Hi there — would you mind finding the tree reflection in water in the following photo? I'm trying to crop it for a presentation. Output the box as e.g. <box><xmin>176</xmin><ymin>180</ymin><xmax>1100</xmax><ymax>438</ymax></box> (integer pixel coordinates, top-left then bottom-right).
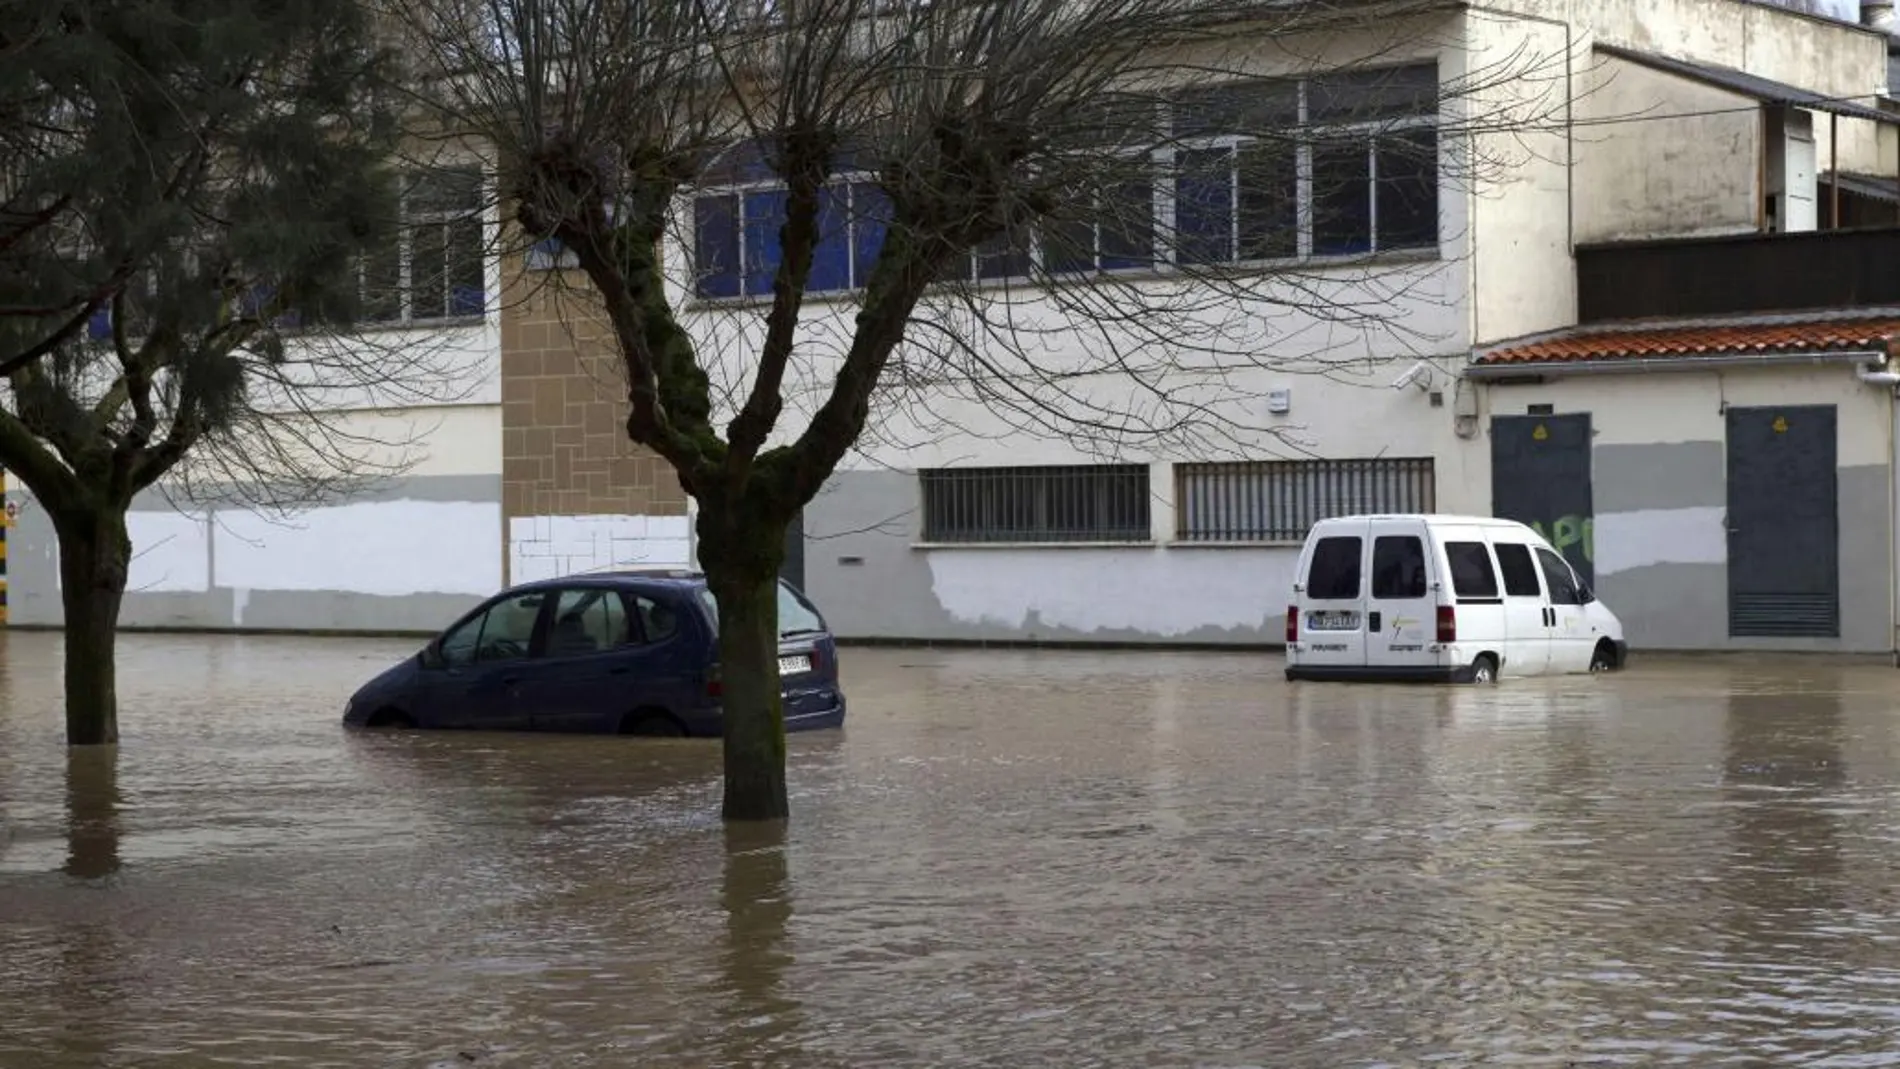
<box><xmin>718</xmin><ymin>820</ymin><xmax>801</xmax><ymax>1062</ymax></box>
<box><xmin>63</xmin><ymin>745</ymin><xmax>121</xmax><ymax>880</ymax></box>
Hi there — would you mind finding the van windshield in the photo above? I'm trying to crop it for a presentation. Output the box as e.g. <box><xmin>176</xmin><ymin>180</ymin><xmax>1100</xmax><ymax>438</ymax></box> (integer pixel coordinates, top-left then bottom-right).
<box><xmin>1306</xmin><ymin>536</ymin><xmax>1362</xmax><ymax>599</ymax></box>
<box><xmin>696</xmin><ymin>581</ymin><xmax>828</xmax><ymax>637</ymax></box>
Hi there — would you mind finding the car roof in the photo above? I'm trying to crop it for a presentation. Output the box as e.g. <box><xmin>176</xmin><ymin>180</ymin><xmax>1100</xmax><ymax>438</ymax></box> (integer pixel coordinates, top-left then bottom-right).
<box><xmin>503</xmin><ymin>568</ymin><xmax>710</xmax><ymax>596</ymax></box>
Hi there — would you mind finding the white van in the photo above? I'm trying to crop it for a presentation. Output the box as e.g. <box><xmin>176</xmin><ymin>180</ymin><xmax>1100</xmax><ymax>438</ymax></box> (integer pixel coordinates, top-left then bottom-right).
<box><xmin>1284</xmin><ymin>514</ymin><xmax>1627</xmax><ymax>684</ymax></box>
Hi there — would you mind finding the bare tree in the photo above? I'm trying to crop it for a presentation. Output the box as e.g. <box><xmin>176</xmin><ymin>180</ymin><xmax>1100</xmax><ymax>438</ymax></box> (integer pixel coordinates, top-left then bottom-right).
<box><xmin>0</xmin><ymin>0</ymin><xmax>479</xmax><ymax>745</ymax></box>
<box><xmin>387</xmin><ymin>0</ymin><xmax>1571</xmax><ymax>820</ymax></box>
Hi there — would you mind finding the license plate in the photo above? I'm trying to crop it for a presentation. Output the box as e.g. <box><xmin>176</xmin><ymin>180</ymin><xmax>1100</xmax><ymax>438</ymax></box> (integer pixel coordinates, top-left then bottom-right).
<box><xmin>1306</xmin><ymin>610</ymin><xmax>1360</xmax><ymax>631</ymax></box>
<box><xmin>777</xmin><ymin>655</ymin><xmax>810</xmax><ymax>676</ymax></box>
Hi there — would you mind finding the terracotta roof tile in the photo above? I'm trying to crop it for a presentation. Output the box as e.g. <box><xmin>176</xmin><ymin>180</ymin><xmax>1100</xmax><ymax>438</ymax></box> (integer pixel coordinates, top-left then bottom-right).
<box><xmin>1474</xmin><ymin>315</ymin><xmax>1900</xmax><ymax>367</ymax></box>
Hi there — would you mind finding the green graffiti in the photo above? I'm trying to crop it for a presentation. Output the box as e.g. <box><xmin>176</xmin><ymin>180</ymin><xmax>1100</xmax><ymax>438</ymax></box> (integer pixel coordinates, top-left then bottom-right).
<box><xmin>1527</xmin><ymin>515</ymin><xmax>1593</xmax><ymax>561</ymax></box>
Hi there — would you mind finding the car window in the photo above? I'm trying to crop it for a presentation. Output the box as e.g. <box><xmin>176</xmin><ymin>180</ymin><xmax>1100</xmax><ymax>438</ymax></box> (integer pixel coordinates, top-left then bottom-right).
<box><xmin>442</xmin><ymin>591</ymin><xmax>544</xmax><ymax>667</ymax></box>
<box><xmin>691</xmin><ymin>582</ymin><xmax>829</xmax><ymax>637</ymax></box>
<box><xmin>779</xmin><ymin>581</ymin><xmax>826</xmax><ymax>635</ymax></box>
<box><xmin>1492</xmin><ymin>542</ymin><xmax>1543</xmax><ymax>597</ymax></box>
<box><xmin>547</xmin><ymin>588</ymin><xmax>630</xmax><ymax>657</ymax></box>
<box><xmin>1371</xmin><ymin>535</ymin><xmax>1427</xmax><ymax>599</ymax></box>
<box><xmin>1536</xmin><ymin>547</ymin><xmax>1583</xmax><ymax>606</ymax></box>
<box><xmin>635</xmin><ymin>595</ymin><xmax>681</xmax><ymax>644</ymax></box>
<box><xmin>1305</xmin><ymin>536</ymin><xmax>1362</xmax><ymax>600</ymax></box>
<box><xmin>1445</xmin><ymin>541</ymin><xmax>1500</xmax><ymax>599</ymax></box>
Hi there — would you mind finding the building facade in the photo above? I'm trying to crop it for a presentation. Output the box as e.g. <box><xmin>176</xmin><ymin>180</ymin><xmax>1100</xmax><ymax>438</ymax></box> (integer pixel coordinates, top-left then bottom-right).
<box><xmin>7</xmin><ymin>0</ymin><xmax>1900</xmax><ymax>658</ymax></box>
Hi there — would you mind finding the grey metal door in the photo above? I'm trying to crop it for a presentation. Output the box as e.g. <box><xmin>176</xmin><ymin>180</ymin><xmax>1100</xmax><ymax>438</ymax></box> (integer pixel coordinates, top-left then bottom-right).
<box><xmin>779</xmin><ymin>509</ymin><xmax>805</xmax><ymax>590</ymax></box>
<box><xmin>1490</xmin><ymin>413</ymin><xmax>1595</xmax><ymax>587</ymax></box>
<box><xmin>1726</xmin><ymin>404</ymin><xmax>1838</xmax><ymax>637</ymax></box>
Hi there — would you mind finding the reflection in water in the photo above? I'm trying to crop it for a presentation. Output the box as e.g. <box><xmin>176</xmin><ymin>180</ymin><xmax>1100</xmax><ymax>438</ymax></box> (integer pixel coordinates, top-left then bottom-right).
<box><xmin>2</xmin><ymin>633</ymin><xmax>1900</xmax><ymax>1066</ymax></box>
<box><xmin>63</xmin><ymin>746</ymin><xmax>122</xmax><ymax>880</ymax></box>
<box><xmin>717</xmin><ymin>822</ymin><xmax>799</xmax><ymax>1063</ymax></box>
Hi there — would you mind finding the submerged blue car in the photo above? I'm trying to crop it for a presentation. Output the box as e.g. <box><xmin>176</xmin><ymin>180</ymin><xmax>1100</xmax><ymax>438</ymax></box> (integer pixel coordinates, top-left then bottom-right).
<box><xmin>342</xmin><ymin>569</ymin><xmax>846</xmax><ymax>736</ymax></box>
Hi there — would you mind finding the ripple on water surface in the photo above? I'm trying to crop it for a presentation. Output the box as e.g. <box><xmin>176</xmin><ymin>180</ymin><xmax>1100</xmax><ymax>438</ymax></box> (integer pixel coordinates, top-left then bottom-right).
<box><xmin>4</xmin><ymin>634</ymin><xmax>1900</xmax><ymax>1066</ymax></box>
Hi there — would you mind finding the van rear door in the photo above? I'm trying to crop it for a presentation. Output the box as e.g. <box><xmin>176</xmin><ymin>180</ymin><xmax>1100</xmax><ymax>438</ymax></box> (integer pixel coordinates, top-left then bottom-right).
<box><xmin>1296</xmin><ymin>520</ymin><xmax>1369</xmax><ymax>667</ymax></box>
<box><xmin>1365</xmin><ymin>518</ymin><xmax>1437</xmax><ymax>671</ymax></box>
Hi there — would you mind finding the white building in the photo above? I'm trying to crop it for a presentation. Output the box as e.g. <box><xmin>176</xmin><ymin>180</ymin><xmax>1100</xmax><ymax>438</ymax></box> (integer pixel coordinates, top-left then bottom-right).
<box><xmin>686</xmin><ymin>0</ymin><xmax>1900</xmax><ymax>653</ymax></box>
<box><xmin>4</xmin><ymin>157</ymin><xmax>509</xmax><ymax>633</ymax></box>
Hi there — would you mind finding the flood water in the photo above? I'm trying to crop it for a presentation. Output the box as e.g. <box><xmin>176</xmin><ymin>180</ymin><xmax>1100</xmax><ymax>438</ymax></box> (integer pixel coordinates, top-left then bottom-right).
<box><xmin>4</xmin><ymin>630</ymin><xmax>1900</xmax><ymax>1065</ymax></box>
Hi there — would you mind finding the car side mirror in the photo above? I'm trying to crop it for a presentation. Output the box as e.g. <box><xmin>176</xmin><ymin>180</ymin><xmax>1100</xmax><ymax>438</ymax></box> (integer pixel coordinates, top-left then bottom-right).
<box><xmin>1578</xmin><ymin>585</ymin><xmax>1596</xmax><ymax>604</ymax></box>
<box><xmin>418</xmin><ymin>644</ymin><xmax>444</xmax><ymax>670</ymax></box>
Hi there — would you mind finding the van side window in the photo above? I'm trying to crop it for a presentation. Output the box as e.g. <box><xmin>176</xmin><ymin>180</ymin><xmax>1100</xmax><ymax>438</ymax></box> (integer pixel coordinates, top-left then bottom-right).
<box><xmin>1306</xmin><ymin>536</ymin><xmax>1362</xmax><ymax>599</ymax></box>
<box><xmin>1371</xmin><ymin>536</ymin><xmax>1427</xmax><ymax>598</ymax></box>
<box><xmin>1535</xmin><ymin>548</ymin><xmax>1584</xmax><ymax>606</ymax></box>
<box><xmin>1445</xmin><ymin>541</ymin><xmax>1500</xmax><ymax>599</ymax></box>
<box><xmin>1492</xmin><ymin>543</ymin><xmax>1543</xmax><ymax>597</ymax></box>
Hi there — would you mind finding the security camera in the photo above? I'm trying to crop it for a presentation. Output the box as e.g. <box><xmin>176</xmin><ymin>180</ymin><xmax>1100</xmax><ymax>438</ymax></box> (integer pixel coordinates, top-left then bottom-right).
<box><xmin>1390</xmin><ymin>361</ymin><xmax>1432</xmax><ymax>392</ymax></box>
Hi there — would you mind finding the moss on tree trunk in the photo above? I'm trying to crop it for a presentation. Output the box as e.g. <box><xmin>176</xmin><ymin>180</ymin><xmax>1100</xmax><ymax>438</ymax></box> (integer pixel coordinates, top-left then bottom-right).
<box><xmin>711</xmin><ymin>568</ymin><xmax>790</xmax><ymax>821</ymax></box>
<box><xmin>55</xmin><ymin>510</ymin><xmax>130</xmax><ymax>747</ymax></box>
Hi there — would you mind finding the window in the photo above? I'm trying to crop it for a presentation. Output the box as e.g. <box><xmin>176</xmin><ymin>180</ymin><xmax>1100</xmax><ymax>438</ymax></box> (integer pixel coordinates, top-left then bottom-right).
<box><xmin>1492</xmin><ymin>543</ymin><xmax>1543</xmax><ymax>598</ymax></box>
<box><xmin>636</xmin><ymin>595</ymin><xmax>682</xmax><ymax>643</ymax></box>
<box><xmin>547</xmin><ymin>588</ymin><xmax>630</xmax><ymax>657</ymax></box>
<box><xmin>1371</xmin><ymin>535</ymin><xmax>1427</xmax><ymax>598</ymax></box>
<box><xmin>1175</xmin><ymin>457</ymin><xmax>1435</xmax><ymax>542</ymax></box>
<box><xmin>692</xmin><ymin>180</ymin><xmax>890</xmax><ymax>299</ymax></box>
<box><xmin>685</xmin><ymin>61</ymin><xmax>1440</xmax><ymax>300</ymax></box>
<box><xmin>361</xmin><ymin>165</ymin><xmax>486</xmax><ymax>325</ymax></box>
<box><xmin>440</xmin><ymin>591</ymin><xmax>544</xmax><ymax>666</ymax></box>
<box><xmin>920</xmin><ymin>464</ymin><xmax>1150</xmax><ymax>544</ymax></box>
<box><xmin>1445</xmin><ymin>541</ymin><xmax>1500</xmax><ymax>599</ymax></box>
<box><xmin>692</xmin><ymin>582</ymin><xmax>827</xmax><ymax>638</ymax></box>
<box><xmin>1305</xmin><ymin>535</ymin><xmax>1362</xmax><ymax>600</ymax></box>
<box><xmin>1536</xmin><ymin>547</ymin><xmax>1583</xmax><ymax>606</ymax></box>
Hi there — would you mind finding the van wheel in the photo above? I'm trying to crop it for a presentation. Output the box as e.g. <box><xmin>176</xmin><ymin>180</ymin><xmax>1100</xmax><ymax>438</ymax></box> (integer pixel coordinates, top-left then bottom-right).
<box><xmin>1589</xmin><ymin>640</ymin><xmax>1617</xmax><ymax>672</ymax></box>
<box><xmin>1469</xmin><ymin>655</ymin><xmax>1498</xmax><ymax>685</ymax></box>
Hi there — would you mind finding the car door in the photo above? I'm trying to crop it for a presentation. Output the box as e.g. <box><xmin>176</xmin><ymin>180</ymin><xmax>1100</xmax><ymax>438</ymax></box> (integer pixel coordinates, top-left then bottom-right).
<box><xmin>525</xmin><ymin>585</ymin><xmax>639</xmax><ymax>732</ymax></box>
<box><xmin>1295</xmin><ymin>521</ymin><xmax>1370</xmax><ymax>668</ymax></box>
<box><xmin>421</xmin><ymin>589</ymin><xmax>551</xmax><ymax>729</ymax></box>
<box><xmin>1535</xmin><ymin>546</ymin><xmax>1592</xmax><ymax>673</ymax></box>
<box><xmin>1490</xmin><ymin>540</ymin><xmax>1552</xmax><ymax>676</ymax></box>
<box><xmin>1364</xmin><ymin>520</ymin><xmax>1436</xmax><ymax>672</ymax></box>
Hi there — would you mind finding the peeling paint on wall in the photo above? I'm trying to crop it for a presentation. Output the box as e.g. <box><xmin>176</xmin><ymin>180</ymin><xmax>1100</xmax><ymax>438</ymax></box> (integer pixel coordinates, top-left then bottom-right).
<box><xmin>508</xmin><ymin>514</ymin><xmax>692</xmax><ymax>583</ymax></box>
<box><xmin>1593</xmin><ymin>507</ymin><xmax>1727</xmax><ymax>575</ymax></box>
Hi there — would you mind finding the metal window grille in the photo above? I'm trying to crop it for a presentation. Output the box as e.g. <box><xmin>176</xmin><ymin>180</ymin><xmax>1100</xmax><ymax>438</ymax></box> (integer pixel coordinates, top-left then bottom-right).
<box><xmin>920</xmin><ymin>465</ymin><xmax>1152</xmax><ymax>543</ymax></box>
<box><xmin>1174</xmin><ymin>457</ymin><xmax>1435</xmax><ymax>542</ymax></box>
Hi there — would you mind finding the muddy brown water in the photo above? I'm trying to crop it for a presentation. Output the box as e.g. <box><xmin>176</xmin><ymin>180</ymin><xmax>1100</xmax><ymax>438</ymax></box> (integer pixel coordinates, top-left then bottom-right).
<box><xmin>4</xmin><ymin>630</ymin><xmax>1900</xmax><ymax>1066</ymax></box>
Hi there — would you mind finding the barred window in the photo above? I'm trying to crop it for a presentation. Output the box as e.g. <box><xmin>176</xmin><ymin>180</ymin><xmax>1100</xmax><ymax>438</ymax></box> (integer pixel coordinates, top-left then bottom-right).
<box><xmin>1174</xmin><ymin>457</ymin><xmax>1435</xmax><ymax>542</ymax></box>
<box><xmin>920</xmin><ymin>465</ymin><xmax>1151</xmax><ymax>544</ymax></box>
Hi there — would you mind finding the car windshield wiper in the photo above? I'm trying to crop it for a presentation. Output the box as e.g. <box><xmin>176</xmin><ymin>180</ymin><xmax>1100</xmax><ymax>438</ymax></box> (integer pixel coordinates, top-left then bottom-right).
<box><xmin>779</xmin><ymin>627</ymin><xmax>826</xmax><ymax>638</ymax></box>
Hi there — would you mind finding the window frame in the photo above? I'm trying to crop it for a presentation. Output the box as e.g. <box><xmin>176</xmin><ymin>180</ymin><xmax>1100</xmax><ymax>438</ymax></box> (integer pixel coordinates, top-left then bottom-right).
<box><xmin>1492</xmin><ymin>542</ymin><xmax>1545</xmax><ymax>599</ymax></box>
<box><xmin>1444</xmin><ymin>540</ymin><xmax>1502</xmax><ymax>601</ymax></box>
<box><xmin>1304</xmin><ymin>535</ymin><xmax>1364</xmax><ymax>601</ymax></box>
<box><xmin>682</xmin><ymin>60</ymin><xmax>1441</xmax><ymax>305</ymax></box>
<box><xmin>1370</xmin><ymin>534</ymin><xmax>1428</xmax><ymax>599</ymax></box>
<box><xmin>1535</xmin><ymin>547</ymin><xmax>1584</xmax><ymax>606</ymax></box>
<box><xmin>917</xmin><ymin>463</ymin><xmax>1153</xmax><ymax>545</ymax></box>
<box><xmin>438</xmin><ymin>589</ymin><xmax>550</xmax><ymax>668</ymax></box>
<box><xmin>359</xmin><ymin>164</ymin><xmax>489</xmax><ymax>327</ymax></box>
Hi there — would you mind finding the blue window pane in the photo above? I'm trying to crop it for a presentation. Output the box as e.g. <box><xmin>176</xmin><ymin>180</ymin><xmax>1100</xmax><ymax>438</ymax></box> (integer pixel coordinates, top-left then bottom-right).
<box><xmin>86</xmin><ymin>306</ymin><xmax>111</xmax><ymax>341</ymax></box>
<box><xmin>851</xmin><ymin>182</ymin><xmax>891</xmax><ymax>289</ymax></box>
<box><xmin>743</xmin><ymin>189</ymin><xmax>788</xmax><ymax>296</ymax></box>
<box><xmin>808</xmin><ymin>185</ymin><xmax>852</xmax><ymax>293</ymax></box>
<box><xmin>694</xmin><ymin>195</ymin><xmax>740</xmax><ymax>299</ymax></box>
<box><xmin>449</xmin><ymin>284</ymin><xmax>484</xmax><ymax>317</ymax></box>
<box><xmin>1175</xmin><ymin>147</ymin><xmax>1234</xmax><ymax>264</ymax></box>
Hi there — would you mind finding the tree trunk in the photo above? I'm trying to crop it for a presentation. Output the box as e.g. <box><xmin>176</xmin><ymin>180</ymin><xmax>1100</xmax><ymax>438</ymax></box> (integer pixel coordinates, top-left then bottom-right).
<box><xmin>55</xmin><ymin>510</ymin><xmax>130</xmax><ymax>746</ymax></box>
<box><xmin>710</xmin><ymin>567</ymin><xmax>790</xmax><ymax>821</ymax></box>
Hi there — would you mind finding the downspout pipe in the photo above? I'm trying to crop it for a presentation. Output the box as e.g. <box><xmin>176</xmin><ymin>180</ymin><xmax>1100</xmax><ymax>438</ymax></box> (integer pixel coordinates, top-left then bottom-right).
<box><xmin>1859</xmin><ymin>354</ymin><xmax>1900</xmax><ymax>665</ymax></box>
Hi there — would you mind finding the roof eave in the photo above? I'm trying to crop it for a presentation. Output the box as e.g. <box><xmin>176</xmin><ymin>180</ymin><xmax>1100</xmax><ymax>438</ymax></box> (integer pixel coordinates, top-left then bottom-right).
<box><xmin>1464</xmin><ymin>348</ymin><xmax>1888</xmax><ymax>380</ymax></box>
